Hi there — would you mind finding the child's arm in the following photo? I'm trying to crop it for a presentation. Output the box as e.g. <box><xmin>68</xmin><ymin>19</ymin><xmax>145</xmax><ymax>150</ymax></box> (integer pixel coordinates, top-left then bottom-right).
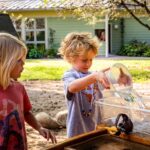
<box><xmin>68</xmin><ymin>71</ymin><xmax>110</xmax><ymax>93</ymax></box>
<box><xmin>24</xmin><ymin>111</ymin><xmax>57</xmax><ymax>143</ymax></box>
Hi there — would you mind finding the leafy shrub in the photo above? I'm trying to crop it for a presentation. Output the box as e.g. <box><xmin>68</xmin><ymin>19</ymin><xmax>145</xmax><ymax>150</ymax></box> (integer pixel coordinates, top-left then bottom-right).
<box><xmin>117</xmin><ymin>40</ymin><xmax>150</xmax><ymax>57</ymax></box>
<box><xmin>28</xmin><ymin>48</ymin><xmax>44</xmax><ymax>59</ymax></box>
<box><xmin>45</xmin><ymin>43</ymin><xmax>60</xmax><ymax>58</ymax></box>
<box><xmin>143</xmin><ymin>49</ymin><xmax>150</xmax><ymax>57</ymax></box>
<box><xmin>45</xmin><ymin>48</ymin><xmax>58</xmax><ymax>58</ymax></box>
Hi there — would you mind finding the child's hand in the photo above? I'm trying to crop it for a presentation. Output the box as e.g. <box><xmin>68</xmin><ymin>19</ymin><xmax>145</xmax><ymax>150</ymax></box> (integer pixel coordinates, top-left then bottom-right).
<box><xmin>102</xmin><ymin>67</ymin><xmax>110</xmax><ymax>73</ymax></box>
<box><xmin>118</xmin><ymin>68</ymin><xmax>132</xmax><ymax>86</ymax></box>
<box><xmin>38</xmin><ymin>127</ymin><xmax>57</xmax><ymax>144</ymax></box>
<box><xmin>96</xmin><ymin>71</ymin><xmax>110</xmax><ymax>89</ymax></box>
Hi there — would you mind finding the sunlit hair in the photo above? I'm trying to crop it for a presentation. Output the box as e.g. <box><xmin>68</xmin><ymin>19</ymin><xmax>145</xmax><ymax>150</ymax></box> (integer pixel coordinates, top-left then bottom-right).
<box><xmin>59</xmin><ymin>32</ymin><xmax>99</xmax><ymax>63</ymax></box>
<box><xmin>0</xmin><ymin>33</ymin><xmax>27</xmax><ymax>90</ymax></box>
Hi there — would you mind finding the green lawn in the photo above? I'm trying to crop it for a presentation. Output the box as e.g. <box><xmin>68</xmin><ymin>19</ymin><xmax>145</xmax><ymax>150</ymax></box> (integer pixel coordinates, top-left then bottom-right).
<box><xmin>20</xmin><ymin>58</ymin><xmax>150</xmax><ymax>83</ymax></box>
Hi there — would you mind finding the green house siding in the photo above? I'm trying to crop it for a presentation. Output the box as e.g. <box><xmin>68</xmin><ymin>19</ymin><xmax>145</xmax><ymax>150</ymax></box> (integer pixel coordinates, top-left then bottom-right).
<box><xmin>111</xmin><ymin>20</ymin><xmax>122</xmax><ymax>54</ymax></box>
<box><xmin>99</xmin><ymin>42</ymin><xmax>105</xmax><ymax>56</ymax></box>
<box><xmin>111</xmin><ymin>17</ymin><xmax>150</xmax><ymax>54</ymax></box>
<box><xmin>47</xmin><ymin>17</ymin><xmax>105</xmax><ymax>55</ymax></box>
<box><xmin>48</xmin><ymin>17</ymin><xmax>150</xmax><ymax>55</ymax></box>
<box><xmin>124</xmin><ymin>17</ymin><xmax>150</xmax><ymax>44</ymax></box>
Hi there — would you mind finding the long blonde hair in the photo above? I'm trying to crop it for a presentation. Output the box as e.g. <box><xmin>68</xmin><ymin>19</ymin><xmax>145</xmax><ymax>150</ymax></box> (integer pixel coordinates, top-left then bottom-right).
<box><xmin>0</xmin><ymin>33</ymin><xmax>27</xmax><ymax>90</ymax></box>
<box><xmin>59</xmin><ymin>32</ymin><xmax>99</xmax><ymax>63</ymax></box>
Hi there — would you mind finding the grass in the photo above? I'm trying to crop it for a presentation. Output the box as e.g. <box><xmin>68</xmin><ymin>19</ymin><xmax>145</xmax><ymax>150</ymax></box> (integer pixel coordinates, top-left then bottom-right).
<box><xmin>20</xmin><ymin>58</ymin><xmax>150</xmax><ymax>83</ymax></box>
<box><xmin>21</xmin><ymin>59</ymin><xmax>70</xmax><ymax>81</ymax></box>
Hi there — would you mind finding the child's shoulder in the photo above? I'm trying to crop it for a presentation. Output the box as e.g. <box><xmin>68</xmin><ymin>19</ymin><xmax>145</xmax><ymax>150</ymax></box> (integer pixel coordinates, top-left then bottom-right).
<box><xmin>12</xmin><ymin>81</ymin><xmax>25</xmax><ymax>90</ymax></box>
<box><xmin>64</xmin><ymin>69</ymin><xmax>78</xmax><ymax>78</ymax></box>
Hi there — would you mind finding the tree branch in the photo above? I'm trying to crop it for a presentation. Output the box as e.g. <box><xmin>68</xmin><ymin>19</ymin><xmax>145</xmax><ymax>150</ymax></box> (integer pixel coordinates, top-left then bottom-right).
<box><xmin>121</xmin><ymin>0</ymin><xmax>150</xmax><ymax>30</ymax></box>
<box><xmin>133</xmin><ymin>0</ymin><xmax>150</xmax><ymax>15</ymax></box>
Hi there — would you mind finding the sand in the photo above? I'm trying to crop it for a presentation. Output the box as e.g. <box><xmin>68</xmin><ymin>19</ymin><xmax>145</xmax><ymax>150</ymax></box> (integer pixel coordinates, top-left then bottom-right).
<box><xmin>23</xmin><ymin>80</ymin><xmax>67</xmax><ymax>150</ymax></box>
<box><xmin>23</xmin><ymin>80</ymin><xmax>150</xmax><ymax>150</ymax></box>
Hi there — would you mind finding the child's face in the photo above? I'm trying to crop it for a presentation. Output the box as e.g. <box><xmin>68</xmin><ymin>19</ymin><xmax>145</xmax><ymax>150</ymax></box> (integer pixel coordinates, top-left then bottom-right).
<box><xmin>72</xmin><ymin>50</ymin><xmax>96</xmax><ymax>73</ymax></box>
<box><xmin>10</xmin><ymin>59</ymin><xmax>24</xmax><ymax>80</ymax></box>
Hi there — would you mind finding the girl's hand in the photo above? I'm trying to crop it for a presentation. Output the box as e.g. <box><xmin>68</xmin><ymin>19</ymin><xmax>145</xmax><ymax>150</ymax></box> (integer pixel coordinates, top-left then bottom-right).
<box><xmin>38</xmin><ymin>127</ymin><xmax>57</xmax><ymax>144</ymax></box>
<box><xmin>95</xmin><ymin>71</ymin><xmax>110</xmax><ymax>89</ymax></box>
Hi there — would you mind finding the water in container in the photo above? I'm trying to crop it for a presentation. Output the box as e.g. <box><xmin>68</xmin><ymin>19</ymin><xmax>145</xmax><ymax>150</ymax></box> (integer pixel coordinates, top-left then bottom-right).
<box><xmin>96</xmin><ymin>63</ymin><xmax>150</xmax><ymax>135</ymax></box>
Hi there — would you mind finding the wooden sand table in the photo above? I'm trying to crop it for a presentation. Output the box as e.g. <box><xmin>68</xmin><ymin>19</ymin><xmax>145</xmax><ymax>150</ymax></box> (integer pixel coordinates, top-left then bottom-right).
<box><xmin>48</xmin><ymin>125</ymin><xmax>150</xmax><ymax>150</ymax></box>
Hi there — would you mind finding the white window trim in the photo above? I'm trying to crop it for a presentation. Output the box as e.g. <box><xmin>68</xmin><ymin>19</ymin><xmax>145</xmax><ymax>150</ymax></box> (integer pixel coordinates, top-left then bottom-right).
<box><xmin>45</xmin><ymin>17</ymin><xmax>48</xmax><ymax>49</ymax></box>
<box><xmin>19</xmin><ymin>17</ymin><xmax>46</xmax><ymax>48</ymax></box>
<box><xmin>21</xmin><ymin>18</ymin><xmax>25</xmax><ymax>41</ymax></box>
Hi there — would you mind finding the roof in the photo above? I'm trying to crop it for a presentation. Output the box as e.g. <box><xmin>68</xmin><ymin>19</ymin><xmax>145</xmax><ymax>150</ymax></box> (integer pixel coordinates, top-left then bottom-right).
<box><xmin>1</xmin><ymin>0</ymin><xmax>149</xmax><ymax>12</ymax></box>
<box><xmin>0</xmin><ymin>0</ymin><xmax>59</xmax><ymax>11</ymax></box>
<box><xmin>0</xmin><ymin>0</ymin><xmax>97</xmax><ymax>11</ymax></box>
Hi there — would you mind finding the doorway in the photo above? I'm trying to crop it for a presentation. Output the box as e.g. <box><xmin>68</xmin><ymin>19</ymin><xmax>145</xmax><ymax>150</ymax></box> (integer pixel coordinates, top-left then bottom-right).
<box><xmin>108</xmin><ymin>24</ymin><xmax>112</xmax><ymax>54</ymax></box>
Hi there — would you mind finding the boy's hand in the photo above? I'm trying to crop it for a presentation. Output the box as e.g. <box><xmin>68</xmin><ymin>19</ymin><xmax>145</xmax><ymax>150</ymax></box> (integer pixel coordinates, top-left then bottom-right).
<box><xmin>96</xmin><ymin>71</ymin><xmax>110</xmax><ymax>89</ymax></box>
<box><xmin>102</xmin><ymin>67</ymin><xmax>110</xmax><ymax>73</ymax></box>
<box><xmin>38</xmin><ymin>127</ymin><xmax>57</xmax><ymax>144</ymax></box>
<box><xmin>118</xmin><ymin>68</ymin><xmax>132</xmax><ymax>86</ymax></box>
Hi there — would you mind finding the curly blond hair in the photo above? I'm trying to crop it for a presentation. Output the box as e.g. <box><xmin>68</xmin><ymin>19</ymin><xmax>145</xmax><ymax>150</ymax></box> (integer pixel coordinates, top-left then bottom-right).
<box><xmin>59</xmin><ymin>32</ymin><xmax>99</xmax><ymax>63</ymax></box>
<box><xmin>0</xmin><ymin>33</ymin><xmax>27</xmax><ymax>89</ymax></box>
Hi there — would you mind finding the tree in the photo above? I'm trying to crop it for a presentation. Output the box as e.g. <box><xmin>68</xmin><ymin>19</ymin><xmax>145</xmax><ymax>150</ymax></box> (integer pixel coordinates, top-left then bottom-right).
<box><xmin>45</xmin><ymin>0</ymin><xmax>150</xmax><ymax>30</ymax></box>
<box><xmin>103</xmin><ymin>0</ymin><xmax>150</xmax><ymax>30</ymax></box>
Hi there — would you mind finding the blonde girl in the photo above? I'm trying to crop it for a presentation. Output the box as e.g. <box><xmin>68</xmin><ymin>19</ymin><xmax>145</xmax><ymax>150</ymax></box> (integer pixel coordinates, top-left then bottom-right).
<box><xmin>0</xmin><ymin>33</ymin><xmax>56</xmax><ymax>149</ymax></box>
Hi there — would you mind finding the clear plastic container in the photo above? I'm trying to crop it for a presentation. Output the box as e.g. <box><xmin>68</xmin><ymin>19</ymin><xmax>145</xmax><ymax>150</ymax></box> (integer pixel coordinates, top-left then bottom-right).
<box><xmin>95</xmin><ymin>94</ymin><xmax>150</xmax><ymax>134</ymax></box>
<box><xmin>96</xmin><ymin>63</ymin><xmax>150</xmax><ymax>135</ymax></box>
<box><xmin>104</xmin><ymin>63</ymin><xmax>132</xmax><ymax>91</ymax></box>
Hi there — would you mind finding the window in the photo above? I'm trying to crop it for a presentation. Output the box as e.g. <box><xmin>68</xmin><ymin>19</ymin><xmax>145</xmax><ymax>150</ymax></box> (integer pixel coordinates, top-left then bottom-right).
<box><xmin>13</xmin><ymin>19</ymin><xmax>22</xmax><ymax>38</ymax></box>
<box><xmin>25</xmin><ymin>18</ymin><xmax>46</xmax><ymax>50</ymax></box>
<box><xmin>26</xmin><ymin>43</ymin><xmax>35</xmax><ymax>50</ymax></box>
<box><xmin>15</xmin><ymin>19</ymin><xmax>21</xmax><ymax>30</ymax></box>
<box><xmin>36</xmin><ymin>31</ymin><xmax>45</xmax><ymax>41</ymax></box>
<box><xmin>26</xmin><ymin>31</ymin><xmax>34</xmax><ymax>41</ymax></box>
<box><xmin>13</xmin><ymin>17</ymin><xmax>46</xmax><ymax>51</ymax></box>
<box><xmin>36</xmin><ymin>18</ymin><xmax>45</xmax><ymax>29</ymax></box>
<box><xmin>95</xmin><ymin>29</ymin><xmax>105</xmax><ymax>41</ymax></box>
<box><xmin>37</xmin><ymin>43</ymin><xmax>45</xmax><ymax>51</ymax></box>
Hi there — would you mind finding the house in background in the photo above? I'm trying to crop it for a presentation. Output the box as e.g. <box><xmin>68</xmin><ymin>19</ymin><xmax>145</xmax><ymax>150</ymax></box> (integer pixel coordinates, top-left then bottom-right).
<box><xmin>0</xmin><ymin>0</ymin><xmax>150</xmax><ymax>57</ymax></box>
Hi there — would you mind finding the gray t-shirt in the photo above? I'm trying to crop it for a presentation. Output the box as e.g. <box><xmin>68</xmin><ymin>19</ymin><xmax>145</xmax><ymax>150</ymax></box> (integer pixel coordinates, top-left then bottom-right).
<box><xmin>63</xmin><ymin>68</ymin><xmax>103</xmax><ymax>137</ymax></box>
